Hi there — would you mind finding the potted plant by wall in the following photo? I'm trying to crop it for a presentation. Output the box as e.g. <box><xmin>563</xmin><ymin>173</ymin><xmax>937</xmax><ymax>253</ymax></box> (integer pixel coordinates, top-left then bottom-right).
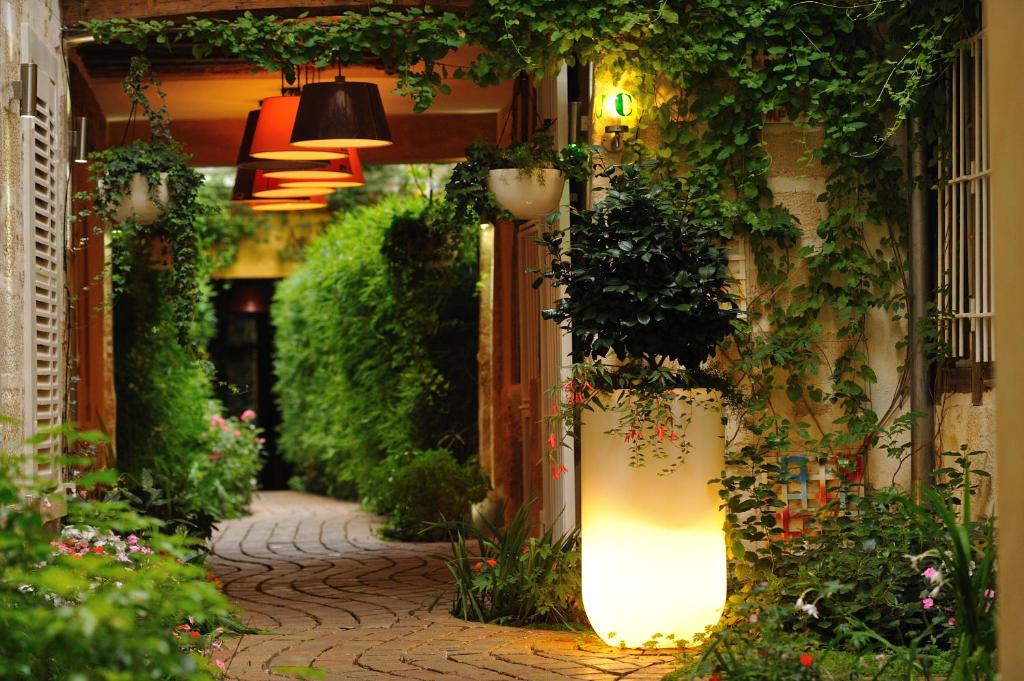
<box><xmin>446</xmin><ymin>134</ymin><xmax>591</xmax><ymax>222</ymax></box>
<box><xmin>539</xmin><ymin>162</ymin><xmax>740</xmax><ymax>649</ymax></box>
<box><xmin>84</xmin><ymin>56</ymin><xmax>209</xmax><ymax>343</ymax></box>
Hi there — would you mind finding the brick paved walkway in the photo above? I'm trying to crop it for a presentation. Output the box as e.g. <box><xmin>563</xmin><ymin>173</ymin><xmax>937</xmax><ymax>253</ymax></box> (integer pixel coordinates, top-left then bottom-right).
<box><xmin>210</xmin><ymin>491</ymin><xmax>679</xmax><ymax>681</ymax></box>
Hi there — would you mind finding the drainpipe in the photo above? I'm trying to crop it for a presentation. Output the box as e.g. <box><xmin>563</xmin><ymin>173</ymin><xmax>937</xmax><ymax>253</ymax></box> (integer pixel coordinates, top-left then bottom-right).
<box><xmin>908</xmin><ymin>116</ymin><xmax>934</xmax><ymax>497</ymax></box>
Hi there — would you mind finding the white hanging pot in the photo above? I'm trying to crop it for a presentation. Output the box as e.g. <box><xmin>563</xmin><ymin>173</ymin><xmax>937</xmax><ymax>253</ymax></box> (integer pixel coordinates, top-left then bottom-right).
<box><xmin>580</xmin><ymin>388</ymin><xmax>726</xmax><ymax>648</ymax></box>
<box><xmin>486</xmin><ymin>168</ymin><xmax>564</xmax><ymax>221</ymax></box>
<box><xmin>108</xmin><ymin>172</ymin><xmax>170</xmax><ymax>226</ymax></box>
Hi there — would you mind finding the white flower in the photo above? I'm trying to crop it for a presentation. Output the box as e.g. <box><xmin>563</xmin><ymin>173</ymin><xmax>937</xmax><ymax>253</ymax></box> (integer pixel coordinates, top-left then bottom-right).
<box><xmin>795</xmin><ymin>595</ymin><xmax>820</xmax><ymax>619</ymax></box>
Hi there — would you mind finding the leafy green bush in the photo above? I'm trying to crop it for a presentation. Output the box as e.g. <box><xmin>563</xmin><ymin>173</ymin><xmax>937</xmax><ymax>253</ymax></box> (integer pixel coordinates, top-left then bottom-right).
<box><xmin>273</xmin><ymin>196</ymin><xmax>479</xmax><ymax>499</ymax></box>
<box><xmin>362</xmin><ymin>449</ymin><xmax>488</xmax><ymax>540</ymax></box>
<box><xmin>0</xmin><ymin>426</ymin><xmax>236</xmax><ymax>679</ymax></box>
<box><xmin>437</xmin><ymin>504</ymin><xmax>585</xmax><ymax>627</ymax></box>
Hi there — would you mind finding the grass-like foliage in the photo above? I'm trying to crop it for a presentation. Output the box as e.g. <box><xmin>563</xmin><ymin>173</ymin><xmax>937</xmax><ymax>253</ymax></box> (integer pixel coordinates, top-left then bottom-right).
<box><xmin>436</xmin><ymin>504</ymin><xmax>585</xmax><ymax>627</ymax></box>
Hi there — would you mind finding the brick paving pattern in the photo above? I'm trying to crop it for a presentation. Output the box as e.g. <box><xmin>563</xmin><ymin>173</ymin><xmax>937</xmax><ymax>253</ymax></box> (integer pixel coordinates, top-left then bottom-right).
<box><xmin>210</xmin><ymin>491</ymin><xmax>679</xmax><ymax>680</ymax></box>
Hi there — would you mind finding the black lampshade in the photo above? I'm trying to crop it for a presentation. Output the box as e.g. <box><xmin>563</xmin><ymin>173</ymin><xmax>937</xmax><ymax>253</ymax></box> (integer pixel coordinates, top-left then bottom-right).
<box><xmin>289</xmin><ymin>79</ymin><xmax>392</xmax><ymax>149</ymax></box>
<box><xmin>236</xmin><ymin>109</ymin><xmax>329</xmax><ymax>171</ymax></box>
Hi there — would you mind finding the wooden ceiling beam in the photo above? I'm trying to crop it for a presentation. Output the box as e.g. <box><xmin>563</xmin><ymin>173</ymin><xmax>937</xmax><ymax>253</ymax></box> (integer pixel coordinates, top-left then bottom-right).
<box><xmin>62</xmin><ymin>1</ymin><xmax>472</xmax><ymax>26</ymax></box>
<box><xmin>105</xmin><ymin>112</ymin><xmax>496</xmax><ymax>166</ymax></box>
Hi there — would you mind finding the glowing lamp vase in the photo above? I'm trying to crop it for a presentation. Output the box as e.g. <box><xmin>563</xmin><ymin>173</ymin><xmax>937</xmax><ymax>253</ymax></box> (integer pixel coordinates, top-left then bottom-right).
<box><xmin>581</xmin><ymin>389</ymin><xmax>726</xmax><ymax>649</ymax></box>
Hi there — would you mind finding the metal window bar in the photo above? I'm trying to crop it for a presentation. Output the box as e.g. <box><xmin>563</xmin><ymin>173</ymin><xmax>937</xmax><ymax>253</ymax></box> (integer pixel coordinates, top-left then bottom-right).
<box><xmin>937</xmin><ymin>32</ymin><xmax>992</xmax><ymax>364</ymax></box>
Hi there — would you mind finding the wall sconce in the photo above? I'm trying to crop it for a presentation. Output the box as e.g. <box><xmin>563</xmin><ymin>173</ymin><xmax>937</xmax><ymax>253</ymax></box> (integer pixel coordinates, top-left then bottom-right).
<box><xmin>602</xmin><ymin>90</ymin><xmax>634</xmax><ymax>153</ymax></box>
<box><xmin>14</xmin><ymin>63</ymin><xmax>38</xmax><ymax>118</ymax></box>
<box><xmin>71</xmin><ymin>116</ymin><xmax>88</xmax><ymax>163</ymax></box>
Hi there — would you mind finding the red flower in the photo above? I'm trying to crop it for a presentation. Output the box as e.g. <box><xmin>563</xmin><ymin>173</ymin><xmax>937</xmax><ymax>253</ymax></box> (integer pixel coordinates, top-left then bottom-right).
<box><xmin>547</xmin><ymin>432</ymin><xmax>557</xmax><ymax>449</ymax></box>
<box><xmin>486</xmin><ymin>559</ymin><xmax>497</xmax><ymax>568</ymax></box>
<box><xmin>709</xmin><ymin>675</ymin><xmax>721</xmax><ymax>681</ymax></box>
<box><xmin>551</xmin><ymin>463</ymin><xmax>568</xmax><ymax>480</ymax></box>
<box><xmin>92</xmin><ymin>545</ymin><xmax>104</xmax><ymax>554</ymax></box>
<box><xmin>799</xmin><ymin>653</ymin><xmax>814</xmax><ymax>668</ymax></box>
<box><xmin>189</xmin><ymin>630</ymin><xmax>201</xmax><ymax>639</ymax></box>
<box><xmin>473</xmin><ymin>561</ymin><xmax>483</xmax><ymax>571</ymax></box>
<box><xmin>176</xmin><ymin>624</ymin><xmax>191</xmax><ymax>631</ymax></box>
<box><xmin>657</xmin><ymin>425</ymin><xmax>665</xmax><ymax>441</ymax></box>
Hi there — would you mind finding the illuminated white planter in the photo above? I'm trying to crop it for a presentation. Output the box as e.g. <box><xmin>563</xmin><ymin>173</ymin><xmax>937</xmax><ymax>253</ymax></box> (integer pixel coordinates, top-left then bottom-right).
<box><xmin>581</xmin><ymin>389</ymin><xmax>726</xmax><ymax>648</ymax></box>
<box><xmin>106</xmin><ymin>172</ymin><xmax>170</xmax><ymax>225</ymax></box>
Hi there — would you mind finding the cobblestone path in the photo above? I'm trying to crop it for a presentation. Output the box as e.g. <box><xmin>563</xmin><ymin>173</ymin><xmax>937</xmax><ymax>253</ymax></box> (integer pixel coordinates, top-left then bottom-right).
<box><xmin>210</xmin><ymin>491</ymin><xmax>679</xmax><ymax>681</ymax></box>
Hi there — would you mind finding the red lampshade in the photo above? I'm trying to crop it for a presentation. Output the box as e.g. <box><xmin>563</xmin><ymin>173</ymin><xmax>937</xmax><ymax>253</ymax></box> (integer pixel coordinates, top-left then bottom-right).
<box><xmin>249</xmin><ymin>196</ymin><xmax>328</xmax><ymax>212</ymax></box>
<box><xmin>275</xmin><ymin>150</ymin><xmax>366</xmax><ymax>189</ymax></box>
<box><xmin>250</xmin><ymin>96</ymin><xmax>348</xmax><ymax>161</ymax></box>
<box><xmin>251</xmin><ymin>170</ymin><xmax>334</xmax><ymax>199</ymax></box>
<box><xmin>236</xmin><ymin>109</ymin><xmax>330</xmax><ymax>172</ymax></box>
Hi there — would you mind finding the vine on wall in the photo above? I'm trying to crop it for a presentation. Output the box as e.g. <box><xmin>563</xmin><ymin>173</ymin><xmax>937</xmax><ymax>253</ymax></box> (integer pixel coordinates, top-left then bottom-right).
<box><xmin>82</xmin><ymin>0</ymin><xmax>978</xmax><ymax>575</ymax></box>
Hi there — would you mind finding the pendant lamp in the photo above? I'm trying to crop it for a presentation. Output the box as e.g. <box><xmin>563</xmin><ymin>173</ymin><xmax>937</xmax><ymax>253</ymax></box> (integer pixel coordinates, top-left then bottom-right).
<box><xmin>249</xmin><ymin>196</ymin><xmax>327</xmax><ymax>212</ymax></box>
<box><xmin>290</xmin><ymin>77</ymin><xmax>392</xmax><ymax>149</ymax></box>
<box><xmin>236</xmin><ymin>109</ymin><xmax>329</xmax><ymax>171</ymax></box>
<box><xmin>250</xmin><ymin>96</ymin><xmax>348</xmax><ymax>161</ymax></box>
<box><xmin>276</xmin><ymin>150</ymin><xmax>365</xmax><ymax>189</ymax></box>
<box><xmin>232</xmin><ymin>169</ymin><xmax>333</xmax><ymax>204</ymax></box>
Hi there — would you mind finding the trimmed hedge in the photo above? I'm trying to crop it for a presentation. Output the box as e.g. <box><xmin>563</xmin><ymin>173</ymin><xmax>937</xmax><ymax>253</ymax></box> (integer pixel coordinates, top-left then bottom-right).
<box><xmin>273</xmin><ymin>196</ymin><xmax>482</xmax><ymax>510</ymax></box>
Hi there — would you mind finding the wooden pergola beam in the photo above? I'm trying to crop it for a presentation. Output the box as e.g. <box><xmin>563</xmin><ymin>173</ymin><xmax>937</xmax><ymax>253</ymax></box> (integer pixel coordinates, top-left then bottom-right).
<box><xmin>61</xmin><ymin>1</ymin><xmax>472</xmax><ymax>25</ymax></box>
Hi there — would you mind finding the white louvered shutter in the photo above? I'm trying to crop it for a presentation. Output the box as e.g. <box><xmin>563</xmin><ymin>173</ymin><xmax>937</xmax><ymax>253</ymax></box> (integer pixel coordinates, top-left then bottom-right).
<box><xmin>20</xmin><ymin>22</ymin><xmax>66</xmax><ymax>483</ymax></box>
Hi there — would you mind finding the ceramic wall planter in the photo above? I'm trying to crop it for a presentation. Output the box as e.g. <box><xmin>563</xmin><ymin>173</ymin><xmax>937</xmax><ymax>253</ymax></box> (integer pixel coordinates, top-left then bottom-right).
<box><xmin>486</xmin><ymin>168</ymin><xmax>564</xmax><ymax>221</ymax></box>
<box><xmin>580</xmin><ymin>389</ymin><xmax>726</xmax><ymax>648</ymax></box>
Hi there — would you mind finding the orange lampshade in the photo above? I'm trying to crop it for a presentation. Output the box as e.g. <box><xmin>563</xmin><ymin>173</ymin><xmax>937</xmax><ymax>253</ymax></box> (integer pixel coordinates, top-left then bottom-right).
<box><xmin>275</xmin><ymin>150</ymin><xmax>366</xmax><ymax>189</ymax></box>
<box><xmin>251</xmin><ymin>170</ymin><xmax>334</xmax><ymax>199</ymax></box>
<box><xmin>249</xmin><ymin>96</ymin><xmax>347</xmax><ymax>161</ymax></box>
<box><xmin>249</xmin><ymin>196</ymin><xmax>328</xmax><ymax>212</ymax></box>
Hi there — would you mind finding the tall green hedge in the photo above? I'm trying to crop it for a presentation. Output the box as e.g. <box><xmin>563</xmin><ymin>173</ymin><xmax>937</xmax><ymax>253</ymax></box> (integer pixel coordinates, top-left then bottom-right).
<box><xmin>273</xmin><ymin>196</ymin><xmax>480</xmax><ymax>498</ymax></box>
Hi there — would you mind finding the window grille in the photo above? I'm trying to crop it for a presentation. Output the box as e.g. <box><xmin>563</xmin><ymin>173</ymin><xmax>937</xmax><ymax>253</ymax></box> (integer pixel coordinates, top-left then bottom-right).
<box><xmin>937</xmin><ymin>31</ymin><xmax>992</xmax><ymax>364</ymax></box>
<box><xmin>20</xmin><ymin>23</ymin><xmax>65</xmax><ymax>482</ymax></box>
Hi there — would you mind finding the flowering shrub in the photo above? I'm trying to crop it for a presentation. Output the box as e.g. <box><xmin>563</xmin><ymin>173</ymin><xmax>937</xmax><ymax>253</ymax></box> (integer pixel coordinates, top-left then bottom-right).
<box><xmin>0</xmin><ymin>427</ymin><xmax>237</xmax><ymax>679</ymax></box>
<box><xmin>200</xmin><ymin>407</ymin><xmax>264</xmax><ymax>519</ymax></box>
<box><xmin>438</xmin><ymin>503</ymin><xmax>584</xmax><ymax>627</ymax></box>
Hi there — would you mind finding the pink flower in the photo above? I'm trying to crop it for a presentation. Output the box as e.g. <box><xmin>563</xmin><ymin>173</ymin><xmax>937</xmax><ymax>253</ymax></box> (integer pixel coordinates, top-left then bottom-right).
<box><xmin>985</xmin><ymin>589</ymin><xmax>996</xmax><ymax>599</ymax></box>
<box><xmin>215</xmin><ymin>659</ymin><xmax>226</xmax><ymax>670</ymax></box>
<box><xmin>209</xmin><ymin>451</ymin><xmax>221</xmax><ymax>462</ymax></box>
<box><xmin>948</xmin><ymin>618</ymin><xmax>957</xmax><ymax>626</ymax></box>
<box><xmin>240</xmin><ymin>409</ymin><xmax>256</xmax><ymax>423</ymax></box>
<box><xmin>209</xmin><ymin>414</ymin><xmax>226</xmax><ymax>430</ymax></box>
<box><xmin>126</xmin><ymin>534</ymin><xmax>139</xmax><ymax>545</ymax></box>
<box><xmin>922</xmin><ymin>566</ymin><xmax>940</xmax><ymax>583</ymax></box>
<box><xmin>922</xmin><ymin>597</ymin><xmax>935</xmax><ymax>609</ymax></box>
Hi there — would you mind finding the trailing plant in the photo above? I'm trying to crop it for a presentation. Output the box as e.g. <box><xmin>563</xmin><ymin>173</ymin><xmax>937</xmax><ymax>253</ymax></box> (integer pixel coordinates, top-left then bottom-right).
<box><xmin>540</xmin><ymin>162</ymin><xmax>739</xmax><ymax>467</ymax></box>
<box><xmin>84</xmin><ymin>55</ymin><xmax>212</xmax><ymax>348</ymax></box>
<box><xmin>435</xmin><ymin>503</ymin><xmax>585</xmax><ymax>627</ymax></box>
<box><xmin>274</xmin><ymin>195</ymin><xmax>479</xmax><ymax>499</ymax></box>
<box><xmin>362</xmin><ymin>449</ymin><xmax>488</xmax><ymax>541</ymax></box>
<box><xmin>0</xmin><ymin>423</ymin><xmax>236</xmax><ymax>679</ymax></box>
<box><xmin>446</xmin><ymin>134</ymin><xmax>592</xmax><ymax>221</ymax></box>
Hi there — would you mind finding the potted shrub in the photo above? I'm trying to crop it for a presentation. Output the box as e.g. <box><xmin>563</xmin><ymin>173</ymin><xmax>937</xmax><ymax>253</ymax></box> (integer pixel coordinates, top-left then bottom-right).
<box><xmin>539</xmin><ymin>162</ymin><xmax>740</xmax><ymax>648</ymax></box>
<box><xmin>446</xmin><ymin>134</ymin><xmax>591</xmax><ymax>222</ymax></box>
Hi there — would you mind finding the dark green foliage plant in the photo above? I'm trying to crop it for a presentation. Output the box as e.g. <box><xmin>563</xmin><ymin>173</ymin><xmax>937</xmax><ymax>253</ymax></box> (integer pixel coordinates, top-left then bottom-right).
<box><xmin>362</xmin><ymin>449</ymin><xmax>488</xmax><ymax>541</ymax></box>
<box><xmin>274</xmin><ymin>196</ymin><xmax>480</xmax><ymax>500</ymax></box>
<box><xmin>436</xmin><ymin>503</ymin><xmax>585</xmax><ymax>627</ymax></box>
<box><xmin>85</xmin><ymin>56</ymin><xmax>211</xmax><ymax>349</ymax></box>
<box><xmin>0</xmin><ymin>424</ymin><xmax>236</xmax><ymax>679</ymax></box>
<box><xmin>540</xmin><ymin>162</ymin><xmax>738</xmax><ymax>467</ymax></box>
<box><xmin>446</xmin><ymin>134</ymin><xmax>592</xmax><ymax>221</ymax></box>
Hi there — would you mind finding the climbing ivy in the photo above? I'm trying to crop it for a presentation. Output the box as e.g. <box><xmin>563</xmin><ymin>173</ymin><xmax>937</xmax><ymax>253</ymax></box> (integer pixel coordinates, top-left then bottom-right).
<box><xmin>81</xmin><ymin>0</ymin><xmax>979</xmax><ymax>577</ymax></box>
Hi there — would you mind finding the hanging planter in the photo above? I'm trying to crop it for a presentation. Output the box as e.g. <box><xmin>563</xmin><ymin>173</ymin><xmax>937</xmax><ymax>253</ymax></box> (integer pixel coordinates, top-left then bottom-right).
<box><xmin>580</xmin><ymin>388</ymin><xmax>725</xmax><ymax>648</ymax></box>
<box><xmin>447</xmin><ymin>134</ymin><xmax>591</xmax><ymax>223</ymax></box>
<box><xmin>106</xmin><ymin>173</ymin><xmax>170</xmax><ymax>225</ymax></box>
<box><xmin>486</xmin><ymin>168</ymin><xmax>564</xmax><ymax>221</ymax></box>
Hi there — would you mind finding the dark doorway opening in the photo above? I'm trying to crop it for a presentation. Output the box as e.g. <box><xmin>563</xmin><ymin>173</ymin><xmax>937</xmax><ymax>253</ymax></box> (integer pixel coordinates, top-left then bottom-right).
<box><xmin>210</xmin><ymin>279</ymin><xmax>290</xmax><ymax>490</ymax></box>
